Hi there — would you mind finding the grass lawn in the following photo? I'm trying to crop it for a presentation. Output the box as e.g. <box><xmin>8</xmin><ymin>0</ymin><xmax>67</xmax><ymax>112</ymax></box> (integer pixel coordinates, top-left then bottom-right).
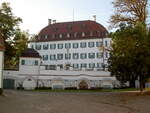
<box><xmin>33</xmin><ymin>88</ymin><xmax>139</xmax><ymax>93</ymax></box>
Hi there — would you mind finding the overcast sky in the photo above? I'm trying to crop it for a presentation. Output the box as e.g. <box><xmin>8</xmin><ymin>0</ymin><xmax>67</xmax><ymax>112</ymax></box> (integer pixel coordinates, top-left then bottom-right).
<box><xmin>1</xmin><ymin>0</ymin><xmax>114</xmax><ymax>34</ymax></box>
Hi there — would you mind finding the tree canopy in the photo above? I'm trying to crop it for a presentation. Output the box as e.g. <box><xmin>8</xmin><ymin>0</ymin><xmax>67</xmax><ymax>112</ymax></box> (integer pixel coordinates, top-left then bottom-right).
<box><xmin>0</xmin><ymin>2</ymin><xmax>28</xmax><ymax>69</ymax></box>
<box><xmin>109</xmin><ymin>0</ymin><xmax>149</xmax><ymax>28</ymax></box>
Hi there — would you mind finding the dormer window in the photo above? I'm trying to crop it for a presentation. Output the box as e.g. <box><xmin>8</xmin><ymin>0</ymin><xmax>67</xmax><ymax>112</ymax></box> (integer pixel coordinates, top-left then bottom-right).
<box><xmin>82</xmin><ymin>32</ymin><xmax>85</xmax><ymax>37</ymax></box>
<box><xmin>45</xmin><ymin>35</ymin><xmax>48</xmax><ymax>39</ymax></box>
<box><xmin>74</xmin><ymin>32</ymin><xmax>77</xmax><ymax>37</ymax></box>
<box><xmin>67</xmin><ymin>33</ymin><xmax>70</xmax><ymax>38</ymax></box>
<box><xmin>90</xmin><ymin>32</ymin><xmax>93</xmax><ymax>36</ymax></box>
<box><xmin>59</xmin><ymin>34</ymin><xmax>62</xmax><ymax>38</ymax></box>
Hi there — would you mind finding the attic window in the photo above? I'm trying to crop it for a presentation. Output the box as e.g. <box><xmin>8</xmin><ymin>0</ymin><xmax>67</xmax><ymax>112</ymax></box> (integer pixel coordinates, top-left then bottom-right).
<box><xmin>59</xmin><ymin>34</ymin><xmax>62</xmax><ymax>38</ymax></box>
<box><xmin>67</xmin><ymin>33</ymin><xmax>70</xmax><ymax>38</ymax></box>
<box><xmin>82</xmin><ymin>32</ymin><xmax>85</xmax><ymax>37</ymax></box>
<box><xmin>90</xmin><ymin>32</ymin><xmax>93</xmax><ymax>36</ymax></box>
<box><xmin>74</xmin><ymin>32</ymin><xmax>77</xmax><ymax>37</ymax></box>
<box><xmin>45</xmin><ymin>35</ymin><xmax>48</xmax><ymax>39</ymax></box>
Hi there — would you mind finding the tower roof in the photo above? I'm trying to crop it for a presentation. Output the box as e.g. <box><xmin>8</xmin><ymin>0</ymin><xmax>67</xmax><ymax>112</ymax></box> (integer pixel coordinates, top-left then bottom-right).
<box><xmin>21</xmin><ymin>48</ymin><xmax>41</xmax><ymax>58</ymax></box>
<box><xmin>34</xmin><ymin>20</ymin><xmax>108</xmax><ymax>42</ymax></box>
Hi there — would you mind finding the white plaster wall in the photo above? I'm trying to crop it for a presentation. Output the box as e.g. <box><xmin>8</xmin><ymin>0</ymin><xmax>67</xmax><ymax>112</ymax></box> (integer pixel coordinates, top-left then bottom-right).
<box><xmin>0</xmin><ymin>51</ymin><xmax>4</xmax><ymax>89</ymax></box>
<box><xmin>19</xmin><ymin>57</ymin><xmax>41</xmax><ymax>75</ymax></box>
<box><xmin>30</xmin><ymin>38</ymin><xmax>111</xmax><ymax>67</ymax></box>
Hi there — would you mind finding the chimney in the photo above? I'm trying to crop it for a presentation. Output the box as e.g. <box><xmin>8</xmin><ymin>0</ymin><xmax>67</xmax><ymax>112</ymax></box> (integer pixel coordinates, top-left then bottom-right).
<box><xmin>93</xmin><ymin>15</ymin><xmax>96</xmax><ymax>22</ymax></box>
<box><xmin>48</xmin><ymin>19</ymin><xmax>52</xmax><ymax>25</ymax></box>
<box><xmin>53</xmin><ymin>20</ymin><xmax>56</xmax><ymax>24</ymax></box>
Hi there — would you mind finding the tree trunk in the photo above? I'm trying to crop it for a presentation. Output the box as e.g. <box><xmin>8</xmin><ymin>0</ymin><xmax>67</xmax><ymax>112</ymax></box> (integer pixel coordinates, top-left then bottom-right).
<box><xmin>139</xmin><ymin>75</ymin><xmax>144</xmax><ymax>92</ymax></box>
<box><xmin>129</xmin><ymin>80</ymin><xmax>135</xmax><ymax>88</ymax></box>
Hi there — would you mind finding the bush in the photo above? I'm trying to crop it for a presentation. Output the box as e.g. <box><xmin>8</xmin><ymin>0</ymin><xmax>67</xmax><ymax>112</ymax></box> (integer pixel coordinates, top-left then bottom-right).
<box><xmin>65</xmin><ymin>87</ymin><xmax>77</xmax><ymax>90</ymax></box>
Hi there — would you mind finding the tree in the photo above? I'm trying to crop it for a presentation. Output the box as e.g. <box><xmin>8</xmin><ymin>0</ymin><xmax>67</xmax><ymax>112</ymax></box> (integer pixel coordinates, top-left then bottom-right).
<box><xmin>108</xmin><ymin>23</ymin><xmax>150</xmax><ymax>91</ymax></box>
<box><xmin>0</xmin><ymin>2</ymin><xmax>28</xmax><ymax>69</ymax></box>
<box><xmin>109</xmin><ymin>0</ymin><xmax>148</xmax><ymax>28</ymax></box>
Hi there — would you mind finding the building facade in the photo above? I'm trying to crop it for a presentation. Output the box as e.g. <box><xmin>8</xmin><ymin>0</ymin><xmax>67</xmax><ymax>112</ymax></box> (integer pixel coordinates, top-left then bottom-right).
<box><xmin>30</xmin><ymin>20</ymin><xmax>111</xmax><ymax>70</ymax></box>
<box><xmin>3</xmin><ymin>20</ymin><xmax>119</xmax><ymax>90</ymax></box>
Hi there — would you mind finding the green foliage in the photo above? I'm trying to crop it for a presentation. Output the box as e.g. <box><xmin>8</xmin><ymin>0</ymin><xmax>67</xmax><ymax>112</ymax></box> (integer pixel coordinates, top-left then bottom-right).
<box><xmin>108</xmin><ymin>23</ymin><xmax>150</xmax><ymax>90</ymax></box>
<box><xmin>0</xmin><ymin>2</ymin><xmax>28</xmax><ymax>69</ymax></box>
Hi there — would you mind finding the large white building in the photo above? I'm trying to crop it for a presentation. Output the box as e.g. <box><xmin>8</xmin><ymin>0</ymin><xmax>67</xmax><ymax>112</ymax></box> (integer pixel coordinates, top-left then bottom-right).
<box><xmin>3</xmin><ymin>20</ymin><xmax>119</xmax><ymax>90</ymax></box>
<box><xmin>30</xmin><ymin>20</ymin><xmax>111</xmax><ymax>71</ymax></box>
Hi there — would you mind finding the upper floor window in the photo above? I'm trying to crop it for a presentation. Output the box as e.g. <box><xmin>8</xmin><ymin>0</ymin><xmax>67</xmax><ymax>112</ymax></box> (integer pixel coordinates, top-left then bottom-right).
<box><xmin>31</xmin><ymin>45</ymin><xmax>34</xmax><ymax>49</ymax></box>
<box><xmin>105</xmin><ymin>40</ymin><xmax>108</xmax><ymax>47</ymax></box>
<box><xmin>80</xmin><ymin>53</ymin><xmax>87</xmax><ymax>59</ymax></box>
<box><xmin>21</xmin><ymin>59</ymin><xmax>38</xmax><ymax>66</ymax></box>
<box><xmin>50</xmin><ymin>44</ymin><xmax>56</xmax><ymax>49</ymax></box>
<box><xmin>65</xmin><ymin>43</ymin><xmax>71</xmax><ymax>49</ymax></box>
<box><xmin>43</xmin><ymin>55</ymin><xmax>48</xmax><ymax>61</ymax></box>
<box><xmin>73</xmin><ymin>43</ymin><xmax>78</xmax><ymax>49</ymax></box>
<box><xmin>88</xmin><ymin>53</ymin><xmax>95</xmax><ymax>59</ymax></box>
<box><xmin>35</xmin><ymin>60</ymin><xmax>38</xmax><ymax>65</ymax></box>
<box><xmin>96</xmin><ymin>41</ymin><xmax>103</xmax><ymax>47</ymax></box>
<box><xmin>65</xmin><ymin>53</ymin><xmax>71</xmax><ymax>60</ymax></box>
<box><xmin>43</xmin><ymin>44</ymin><xmax>49</xmax><ymax>50</ymax></box>
<box><xmin>57</xmin><ymin>54</ymin><xmax>63</xmax><ymax>60</ymax></box>
<box><xmin>57</xmin><ymin>43</ymin><xmax>63</xmax><ymax>49</ymax></box>
<box><xmin>73</xmin><ymin>53</ymin><xmax>79</xmax><ymax>59</ymax></box>
<box><xmin>97</xmin><ymin>63</ymin><xmax>102</xmax><ymax>68</ymax></box>
<box><xmin>97</xmin><ymin>52</ymin><xmax>103</xmax><ymax>59</ymax></box>
<box><xmin>90</xmin><ymin>32</ymin><xmax>93</xmax><ymax>36</ymax></box>
<box><xmin>35</xmin><ymin>45</ymin><xmax>41</xmax><ymax>50</ymax></box>
<box><xmin>45</xmin><ymin>35</ymin><xmax>48</xmax><ymax>39</ymax></box>
<box><xmin>88</xmin><ymin>42</ymin><xmax>95</xmax><ymax>48</ymax></box>
<box><xmin>50</xmin><ymin>54</ymin><xmax>56</xmax><ymax>60</ymax></box>
<box><xmin>80</xmin><ymin>42</ymin><xmax>86</xmax><ymax>48</ymax></box>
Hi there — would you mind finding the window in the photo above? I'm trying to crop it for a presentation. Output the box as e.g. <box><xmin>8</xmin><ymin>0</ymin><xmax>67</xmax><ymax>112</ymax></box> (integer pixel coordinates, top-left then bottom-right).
<box><xmin>105</xmin><ymin>40</ymin><xmax>108</xmax><ymax>47</ymax></box>
<box><xmin>73</xmin><ymin>53</ymin><xmax>79</xmax><ymax>59</ymax></box>
<box><xmin>73</xmin><ymin>43</ymin><xmax>78</xmax><ymax>48</ymax></box>
<box><xmin>57</xmin><ymin>54</ymin><xmax>63</xmax><ymax>60</ymax></box>
<box><xmin>59</xmin><ymin>34</ymin><xmax>62</xmax><ymax>38</ymax></box>
<box><xmin>80</xmin><ymin>53</ymin><xmax>87</xmax><ymax>59</ymax></box>
<box><xmin>97</xmin><ymin>63</ymin><xmax>102</xmax><ymax>68</ymax></box>
<box><xmin>31</xmin><ymin>45</ymin><xmax>34</xmax><ymax>49</ymax></box>
<box><xmin>74</xmin><ymin>32</ymin><xmax>77</xmax><ymax>37</ymax></box>
<box><xmin>65</xmin><ymin>43</ymin><xmax>71</xmax><ymax>49</ymax></box>
<box><xmin>73</xmin><ymin>64</ymin><xmax>79</xmax><ymax>68</ymax></box>
<box><xmin>43</xmin><ymin>55</ymin><xmax>48</xmax><ymax>61</ymax></box>
<box><xmin>96</xmin><ymin>41</ymin><xmax>103</xmax><ymax>47</ymax></box>
<box><xmin>105</xmin><ymin>52</ymin><xmax>108</xmax><ymax>58</ymax></box>
<box><xmin>50</xmin><ymin>54</ymin><xmax>56</xmax><ymax>60</ymax></box>
<box><xmin>35</xmin><ymin>45</ymin><xmax>41</xmax><ymax>50</ymax></box>
<box><xmin>82</xmin><ymin>32</ymin><xmax>85</xmax><ymax>37</ymax></box>
<box><xmin>50</xmin><ymin>44</ymin><xmax>56</xmax><ymax>49</ymax></box>
<box><xmin>97</xmin><ymin>52</ymin><xmax>103</xmax><ymax>59</ymax></box>
<box><xmin>45</xmin><ymin>35</ymin><xmax>48</xmax><ymax>39</ymax></box>
<box><xmin>67</xmin><ymin>33</ymin><xmax>70</xmax><ymax>38</ymax></box>
<box><xmin>89</xmin><ymin>63</ymin><xmax>95</xmax><ymax>68</ymax></box>
<box><xmin>88</xmin><ymin>42</ymin><xmax>95</xmax><ymax>48</ymax></box>
<box><xmin>57</xmin><ymin>43</ymin><xmax>63</xmax><ymax>49</ymax></box>
<box><xmin>90</xmin><ymin>32</ymin><xmax>93</xmax><ymax>36</ymax></box>
<box><xmin>80</xmin><ymin>42</ymin><xmax>86</xmax><ymax>48</ymax></box>
<box><xmin>21</xmin><ymin>60</ymin><xmax>25</xmax><ymax>65</ymax></box>
<box><xmin>65</xmin><ymin>53</ymin><xmax>71</xmax><ymax>59</ymax></box>
<box><xmin>81</xmin><ymin>63</ymin><xmax>87</xmax><ymax>68</ymax></box>
<box><xmin>35</xmin><ymin>60</ymin><xmax>38</xmax><ymax>65</ymax></box>
<box><xmin>88</xmin><ymin>53</ymin><xmax>95</xmax><ymax>59</ymax></box>
<box><xmin>43</xmin><ymin>44</ymin><xmax>49</xmax><ymax>50</ymax></box>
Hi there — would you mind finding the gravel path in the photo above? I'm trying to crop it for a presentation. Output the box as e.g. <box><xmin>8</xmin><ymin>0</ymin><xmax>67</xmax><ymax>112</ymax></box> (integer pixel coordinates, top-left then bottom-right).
<box><xmin>0</xmin><ymin>90</ymin><xmax>150</xmax><ymax>113</ymax></box>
